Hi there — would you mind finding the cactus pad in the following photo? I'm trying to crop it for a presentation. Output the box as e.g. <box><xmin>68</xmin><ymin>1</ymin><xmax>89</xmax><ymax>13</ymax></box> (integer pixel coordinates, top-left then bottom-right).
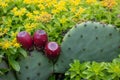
<box><xmin>54</xmin><ymin>21</ymin><xmax>120</xmax><ymax>73</ymax></box>
<box><xmin>16</xmin><ymin>50</ymin><xmax>53</xmax><ymax>80</ymax></box>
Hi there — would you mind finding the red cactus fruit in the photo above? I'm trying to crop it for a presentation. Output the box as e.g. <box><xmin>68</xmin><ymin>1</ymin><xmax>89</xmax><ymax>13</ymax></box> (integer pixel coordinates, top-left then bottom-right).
<box><xmin>45</xmin><ymin>42</ymin><xmax>60</xmax><ymax>59</ymax></box>
<box><xmin>33</xmin><ymin>30</ymin><xmax>48</xmax><ymax>50</ymax></box>
<box><xmin>17</xmin><ymin>31</ymin><xmax>33</xmax><ymax>50</ymax></box>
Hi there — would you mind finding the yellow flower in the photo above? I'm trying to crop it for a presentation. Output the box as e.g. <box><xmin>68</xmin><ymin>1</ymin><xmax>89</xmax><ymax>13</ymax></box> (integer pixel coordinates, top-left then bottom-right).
<box><xmin>11</xmin><ymin>38</ymin><xmax>20</xmax><ymax>48</ymax></box>
<box><xmin>45</xmin><ymin>0</ymin><xmax>57</xmax><ymax>8</ymax></box>
<box><xmin>11</xmin><ymin>32</ymin><xmax>18</xmax><ymax>37</ymax></box>
<box><xmin>60</xmin><ymin>18</ymin><xmax>68</xmax><ymax>24</ymax></box>
<box><xmin>23</xmin><ymin>0</ymin><xmax>32</xmax><ymax>4</ymax></box>
<box><xmin>0</xmin><ymin>33</ymin><xmax>4</xmax><ymax>37</ymax></box>
<box><xmin>101</xmin><ymin>0</ymin><xmax>117</xmax><ymax>9</ymax></box>
<box><xmin>2</xmin><ymin>40</ymin><xmax>11</xmax><ymax>49</ymax></box>
<box><xmin>26</xmin><ymin>12</ymin><xmax>33</xmax><ymax>19</ymax></box>
<box><xmin>11</xmin><ymin>7</ymin><xmax>18</xmax><ymax>12</ymax></box>
<box><xmin>34</xmin><ymin>12</ymin><xmax>52</xmax><ymax>23</ymax></box>
<box><xmin>51</xmin><ymin>9</ymin><xmax>59</xmax><ymax>14</ymax></box>
<box><xmin>12</xmin><ymin>38</ymin><xmax>17</xmax><ymax>43</ymax></box>
<box><xmin>75</xmin><ymin>7</ymin><xmax>85</xmax><ymax>17</ymax></box>
<box><xmin>24</xmin><ymin>23</ymin><xmax>38</xmax><ymax>32</ymax></box>
<box><xmin>86</xmin><ymin>0</ymin><xmax>96</xmax><ymax>4</ymax></box>
<box><xmin>0</xmin><ymin>28</ymin><xmax>2</xmax><ymax>31</ymax></box>
<box><xmin>52</xmin><ymin>1</ymin><xmax>67</xmax><ymax>14</ymax></box>
<box><xmin>0</xmin><ymin>28</ymin><xmax>4</xmax><ymax>37</ymax></box>
<box><xmin>11</xmin><ymin>7</ymin><xmax>27</xmax><ymax>17</ymax></box>
<box><xmin>38</xmin><ymin>4</ymin><xmax>45</xmax><ymax>10</ymax></box>
<box><xmin>33</xmin><ymin>10</ymin><xmax>39</xmax><ymax>15</ymax></box>
<box><xmin>13</xmin><ymin>43</ymin><xmax>20</xmax><ymax>48</ymax></box>
<box><xmin>71</xmin><ymin>7</ymin><xmax>76</xmax><ymax>13</ymax></box>
<box><xmin>0</xmin><ymin>2</ymin><xmax>8</xmax><ymax>8</ymax></box>
<box><xmin>0</xmin><ymin>28</ymin><xmax>8</xmax><ymax>37</ymax></box>
<box><xmin>69</xmin><ymin>0</ymin><xmax>81</xmax><ymax>6</ymax></box>
<box><xmin>4</xmin><ymin>28</ymin><xmax>9</xmax><ymax>34</ymax></box>
<box><xmin>0</xmin><ymin>42</ymin><xmax>2</xmax><ymax>46</ymax></box>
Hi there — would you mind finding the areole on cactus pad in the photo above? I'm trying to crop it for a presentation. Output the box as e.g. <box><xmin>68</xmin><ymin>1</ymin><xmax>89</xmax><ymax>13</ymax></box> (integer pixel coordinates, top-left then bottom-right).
<box><xmin>1</xmin><ymin>21</ymin><xmax>120</xmax><ymax>80</ymax></box>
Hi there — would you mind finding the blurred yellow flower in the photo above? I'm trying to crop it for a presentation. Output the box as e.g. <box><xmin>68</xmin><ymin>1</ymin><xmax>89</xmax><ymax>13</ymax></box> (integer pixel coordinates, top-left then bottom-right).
<box><xmin>13</xmin><ymin>43</ymin><xmax>20</xmax><ymax>48</ymax></box>
<box><xmin>0</xmin><ymin>2</ymin><xmax>8</xmax><ymax>8</ymax></box>
<box><xmin>24</xmin><ymin>23</ymin><xmax>38</xmax><ymax>32</ymax></box>
<box><xmin>52</xmin><ymin>1</ymin><xmax>67</xmax><ymax>14</ymax></box>
<box><xmin>69</xmin><ymin>0</ymin><xmax>81</xmax><ymax>6</ymax></box>
<box><xmin>86</xmin><ymin>0</ymin><xmax>96</xmax><ymax>4</ymax></box>
<box><xmin>0</xmin><ymin>42</ymin><xmax>2</xmax><ymax>46</ymax></box>
<box><xmin>4</xmin><ymin>28</ymin><xmax>8</xmax><ymax>33</ymax></box>
<box><xmin>11</xmin><ymin>38</ymin><xmax>20</xmax><ymax>48</ymax></box>
<box><xmin>11</xmin><ymin>32</ymin><xmax>18</xmax><ymax>37</ymax></box>
<box><xmin>11</xmin><ymin>7</ymin><xmax>27</xmax><ymax>17</ymax></box>
<box><xmin>60</xmin><ymin>18</ymin><xmax>68</xmax><ymax>24</ymax></box>
<box><xmin>34</xmin><ymin>12</ymin><xmax>52</xmax><ymax>23</ymax></box>
<box><xmin>45</xmin><ymin>0</ymin><xmax>57</xmax><ymax>8</ymax></box>
<box><xmin>0</xmin><ymin>28</ymin><xmax>8</xmax><ymax>37</ymax></box>
<box><xmin>101</xmin><ymin>0</ymin><xmax>117</xmax><ymax>9</ymax></box>
<box><xmin>23</xmin><ymin>0</ymin><xmax>33</xmax><ymax>4</ymax></box>
<box><xmin>0</xmin><ymin>28</ymin><xmax>4</xmax><ymax>37</ymax></box>
<box><xmin>2</xmin><ymin>40</ymin><xmax>11</xmax><ymax>49</ymax></box>
<box><xmin>38</xmin><ymin>4</ymin><xmax>45</xmax><ymax>10</ymax></box>
<box><xmin>75</xmin><ymin>7</ymin><xmax>85</xmax><ymax>17</ymax></box>
<box><xmin>33</xmin><ymin>10</ymin><xmax>39</xmax><ymax>15</ymax></box>
<box><xmin>71</xmin><ymin>7</ymin><xmax>76</xmax><ymax>13</ymax></box>
<box><xmin>26</xmin><ymin>12</ymin><xmax>33</xmax><ymax>19</ymax></box>
<box><xmin>12</xmin><ymin>38</ymin><xmax>17</xmax><ymax>43</ymax></box>
<box><xmin>11</xmin><ymin>7</ymin><xmax>18</xmax><ymax>12</ymax></box>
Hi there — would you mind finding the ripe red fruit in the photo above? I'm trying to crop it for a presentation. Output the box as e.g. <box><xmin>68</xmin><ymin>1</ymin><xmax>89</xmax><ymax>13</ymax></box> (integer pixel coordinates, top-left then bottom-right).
<box><xmin>33</xmin><ymin>30</ymin><xmax>48</xmax><ymax>50</ymax></box>
<box><xmin>17</xmin><ymin>31</ymin><xmax>33</xmax><ymax>50</ymax></box>
<box><xmin>45</xmin><ymin>42</ymin><xmax>60</xmax><ymax>59</ymax></box>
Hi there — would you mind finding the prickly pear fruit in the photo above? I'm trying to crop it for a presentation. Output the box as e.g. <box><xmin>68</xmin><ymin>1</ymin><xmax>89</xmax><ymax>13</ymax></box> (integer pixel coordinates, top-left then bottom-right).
<box><xmin>33</xmin><ymin>30</ymin><xmax>48</xmax><ymax>50</ymax></box>
<box><xmin>45</xmin><ymin>42</ymin><xmax>60</xmax><ymax>59</ymax></box>
<box><xmin>17</xmin><ymin>31</ymin><xmax>33</xmax><ymax>50</ymax></box>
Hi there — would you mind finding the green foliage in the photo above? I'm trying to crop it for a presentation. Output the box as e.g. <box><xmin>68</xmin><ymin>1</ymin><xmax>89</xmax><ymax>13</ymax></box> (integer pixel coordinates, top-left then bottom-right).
<box><xmin>65</xmin><ymin>56</ymin><xmax>120</xmax><ymax>80</ymax></box>
<box><xmin>65</xmin><ymin>60</ymin><xmax>89</xmax><ymax>80</ymax></box>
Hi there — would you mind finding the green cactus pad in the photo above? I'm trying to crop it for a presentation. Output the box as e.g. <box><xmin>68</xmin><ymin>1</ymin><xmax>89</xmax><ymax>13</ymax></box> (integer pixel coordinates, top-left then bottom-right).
<box><xmin>16</xmin><ymin>50</ymin><xmax>53</xmax><ymax>80</ymax></box>
<box><xmin>0</xmin><ymin>61</ymin><xmax>16</xmax><ymax>80</ymax></box>
<box><xmin>0</xmin><ymin>71</ymin><xmax>17</xmax><ymax>80</ymax></box>
<box><xmin>54</xmin><ymin>21</ymin><xmax>120</xmax><ymax>73</ymax></box>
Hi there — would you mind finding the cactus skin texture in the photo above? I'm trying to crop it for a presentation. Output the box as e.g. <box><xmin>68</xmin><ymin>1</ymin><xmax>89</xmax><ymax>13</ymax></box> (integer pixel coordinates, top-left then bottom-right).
<box><xmin>54</xmin><ymin>21</ymin><xmax>120</xmax><ymax>73</ymax></box>
<box><xmin>0</xmin><ymin>71</ymin><xmax>16</xmax><ymax>80</ymax></box>
<box><xmin>16</xmin><ymin>50</ymin><xmax>53</xmax><ymax>80</ymax></box>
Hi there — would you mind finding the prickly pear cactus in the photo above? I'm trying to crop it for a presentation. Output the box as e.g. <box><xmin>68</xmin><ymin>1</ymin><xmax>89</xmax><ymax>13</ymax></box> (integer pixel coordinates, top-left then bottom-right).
<box><xmin>54</xmin><ymin>21</ymin><xmax>120</xmax><ymax>73</ymax></box>
<box><xmin>1</xmin><ymin>21</ymin><xmax>120</xmax><ymax>80</ymax></box>
<box><xmin>16</xmin><ymin>50</ymin><xmax>53</xmax><ymax>80</ymax></box>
